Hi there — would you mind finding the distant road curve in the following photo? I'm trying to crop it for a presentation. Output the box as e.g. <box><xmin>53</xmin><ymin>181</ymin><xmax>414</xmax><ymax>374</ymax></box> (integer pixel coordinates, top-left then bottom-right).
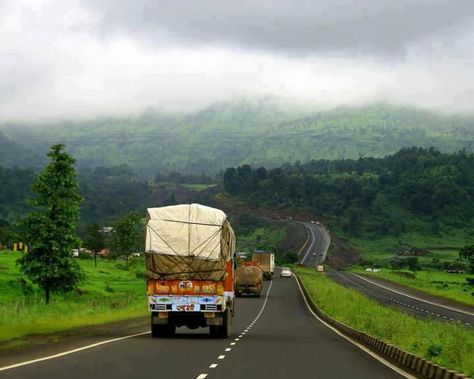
<box><xmin>326</xmin><ymin>271</ymin><xmax>474</xmax><ymax>327</ymax></box>
<box><xmin>299</xmin><ymin>222</ymin><xmax>331</xmax><ymax>267</ymax></box>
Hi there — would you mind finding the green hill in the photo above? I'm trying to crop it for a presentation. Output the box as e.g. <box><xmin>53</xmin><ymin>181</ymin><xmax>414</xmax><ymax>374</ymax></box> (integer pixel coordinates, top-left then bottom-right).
<box><xmin>2</xmin><ymin>100</ymin><xmax>473</xmax><ymax>177</ymax></box>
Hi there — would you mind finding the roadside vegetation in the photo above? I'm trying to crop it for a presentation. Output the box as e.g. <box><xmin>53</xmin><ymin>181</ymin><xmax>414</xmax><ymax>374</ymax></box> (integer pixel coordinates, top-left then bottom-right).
<box><xmin>296</xmin><ymin>267</ymin><xmax>474</xmax><ymax>376</ymax></box>
<box><xmin>351</xmin><ymin>268</ymin><xmax>474</xmax><ymax>306</ymax></box>
<box><xmin>0</xmin><ymin>250</ymin><xmax>146</xmax><ymax>342</ymax></box>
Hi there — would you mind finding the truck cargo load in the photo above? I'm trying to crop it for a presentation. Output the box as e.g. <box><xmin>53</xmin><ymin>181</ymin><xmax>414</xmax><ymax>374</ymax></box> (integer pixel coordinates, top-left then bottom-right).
<box><xmin>145</xmin><ymin>204</ymin><xmax>235</xmax><ymax>281</ymax></box>
<box><xmin>235</xmin><ymin>265</ymin><xmax>263</xmax><ymax>297</ymax></box>
<box><xmin>145</xmin><ymin>204</ymin><xmax>236</xmax><ymax>338</ymax></box>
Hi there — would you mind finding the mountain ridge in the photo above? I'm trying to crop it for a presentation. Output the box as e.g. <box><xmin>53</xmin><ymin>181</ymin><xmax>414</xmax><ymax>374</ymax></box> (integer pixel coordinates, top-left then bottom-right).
<box><xmin>1</xmin><ymin>101</ymin><xmax>473</xmax><ymax>177</ymax></box>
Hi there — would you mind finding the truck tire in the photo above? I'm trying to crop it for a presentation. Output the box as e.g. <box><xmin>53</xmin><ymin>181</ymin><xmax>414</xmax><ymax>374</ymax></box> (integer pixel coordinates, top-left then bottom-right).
<box><xmin>209</xmin><ymin>308</ymin><xmax>232</xmax><ymax>338</ymax></box>
<box><xmin>151</xmin><ymin>316</ymin><xmax>176</xmax><ymax>338</ymax></box>
<box><xmin>209</xmin><ymin>325</ymin><xmax>219</xmax><ymax>338</ymax></box>
<box><xmin>219</xmin><ymin>308</ymin><xmax>232</xmax><ymax>338</ymax></box>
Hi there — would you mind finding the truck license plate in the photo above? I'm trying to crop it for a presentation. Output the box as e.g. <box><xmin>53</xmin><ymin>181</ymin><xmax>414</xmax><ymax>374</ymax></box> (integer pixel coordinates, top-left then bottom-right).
<box><xmin>176</xmin><ymin>304</ymin><xmax>195</xmax><ymax>312</ymax></box>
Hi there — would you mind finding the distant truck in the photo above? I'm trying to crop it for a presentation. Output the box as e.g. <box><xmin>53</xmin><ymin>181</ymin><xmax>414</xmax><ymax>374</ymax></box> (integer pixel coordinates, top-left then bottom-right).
<box><xmin>145</xmin><ymin>204</ymin><xmax>236</xmax><ymax>338</ymax></box>
<box><xmin>235</xmin><ymin>265</ymin><xmax>263</xmax><ymax>297</ymax></box>
<box><xmin>251</xmin><ymin>251</ymin><xmax>275</xmax><ymax>280</ymax></box>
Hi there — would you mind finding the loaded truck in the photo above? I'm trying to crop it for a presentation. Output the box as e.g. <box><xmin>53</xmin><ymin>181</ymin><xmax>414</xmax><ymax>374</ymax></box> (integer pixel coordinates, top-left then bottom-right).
<box><xmin>145</xmin><ymin>204</ymin><xmax>236</xmax><ymax>338</ymax></box>
<box><xmin>251</xmin><ymin>250</ymin><xmax>275</xmax><ymax>280</ymax></box>
<box><xmin>235</xmin><ymin>265</ymin><xmax>263</xmax><ymax>297</ymax></box>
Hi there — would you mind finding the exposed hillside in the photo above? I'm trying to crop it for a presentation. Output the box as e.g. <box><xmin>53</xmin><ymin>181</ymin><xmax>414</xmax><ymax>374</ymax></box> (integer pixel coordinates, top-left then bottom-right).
<box><xmin>2</xmin><ymin>101</ymin><xmax>474</xmax><ymax>178</ymax></box>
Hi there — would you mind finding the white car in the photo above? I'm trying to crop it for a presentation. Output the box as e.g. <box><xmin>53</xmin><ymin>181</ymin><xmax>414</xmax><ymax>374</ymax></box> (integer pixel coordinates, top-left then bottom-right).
<box><xmin>280</xmin><ymin>267</ymin><xmax>292</xmax><ymax>278</ymax></box>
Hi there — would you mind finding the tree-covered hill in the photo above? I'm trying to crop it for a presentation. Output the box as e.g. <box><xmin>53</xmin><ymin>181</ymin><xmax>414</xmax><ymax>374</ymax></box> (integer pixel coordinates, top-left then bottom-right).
<box><xmin>223</xmin><ymin>147</ymin><xmax>474</xmax><ymax>237</ymax></box>
<box><xmin>2</xmin><ymin>100</ymin><xmax>474</xmax><ymax>178</ymax></box>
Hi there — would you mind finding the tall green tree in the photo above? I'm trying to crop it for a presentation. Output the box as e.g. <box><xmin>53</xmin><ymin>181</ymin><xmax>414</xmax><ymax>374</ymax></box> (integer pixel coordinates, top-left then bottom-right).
<box><xmin>83</xmin><ymin>223</ymin><xmax>105</xmax><ymax>267</ymax></box>
<box><xmin>18</xmin><ymin>144</ymin><xmax>84</xmax><ymax>304</ymax></box>
<box><xmin>110</xmin><ymin>212</ymin><xmax>142</xmax><ymax>265</ymax></box>
<box><xmin>459</xmin><ymin>245</ymin><xmax>474</xmax><ymax>274</ymax></box>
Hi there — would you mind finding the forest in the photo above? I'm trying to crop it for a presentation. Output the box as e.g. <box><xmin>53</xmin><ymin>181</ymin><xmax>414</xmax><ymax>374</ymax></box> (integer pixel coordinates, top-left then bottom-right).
<box><xmin>223</xmin><ymin>147</ymin><xmax>474</xmax><ymax>237</ymax></box>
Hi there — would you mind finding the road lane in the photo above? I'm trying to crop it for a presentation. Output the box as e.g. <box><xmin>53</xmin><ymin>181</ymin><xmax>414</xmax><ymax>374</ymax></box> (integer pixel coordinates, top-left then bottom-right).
<box><xmin>327</xmin><ymin>271</ymin><xmax>474</xmax><ymax>327</ymax></box>
<box><xmin>0</xmin><ymin>274</ymin><xmax>408</xmax><ymax>379</ymax></box>
<box><xmin>203</xmin><ymin>275</ymin><xmax>404</xmax><ymax>379</ymax></box>
<box><xmin>0</xmin><ymin>285</ymin><xmax>269</xmax><ymax>379</ymax></box>
<box><xmin>299</xmin><ymin>222</ymin><xmax>330</xmax><ymax>267</ymax></box>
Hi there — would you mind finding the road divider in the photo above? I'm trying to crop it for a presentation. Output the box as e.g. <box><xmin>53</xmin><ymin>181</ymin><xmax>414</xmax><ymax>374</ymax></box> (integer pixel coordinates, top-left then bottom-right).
<box><xmin>295</xmin><ymin>274</ymin><xmax>472</xmax><ymax>379</ymax></box>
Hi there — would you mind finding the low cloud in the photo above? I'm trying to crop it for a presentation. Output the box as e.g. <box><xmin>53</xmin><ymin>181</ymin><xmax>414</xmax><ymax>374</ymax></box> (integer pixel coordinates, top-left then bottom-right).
<box><xmin>1</xmin><ymin>0</ymin><xmax>474</xmax><ymax>121</ymax></box>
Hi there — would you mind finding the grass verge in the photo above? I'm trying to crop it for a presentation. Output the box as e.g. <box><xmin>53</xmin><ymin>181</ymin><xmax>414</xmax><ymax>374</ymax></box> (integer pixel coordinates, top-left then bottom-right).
<box><xmin>0</xmin><ymin>250</ymin><xmax>147</xmax><ymax>342</ymax></box>
<box><xmin>351</xmin><ymin>268</ymin><xmax>474</xmax><ymax>307</ymax></box>
<box><xmin>295</xmin><ymin>267</ymin><xmax>474</xmax><ymax>376</ymax></box>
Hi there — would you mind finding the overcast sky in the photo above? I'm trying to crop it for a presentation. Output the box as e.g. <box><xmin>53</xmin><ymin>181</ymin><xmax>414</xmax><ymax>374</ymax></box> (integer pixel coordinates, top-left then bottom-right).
<box><xmin>1</xmin><ymin>0</ymin><xmax>474</xmax><ymax>121</ymax></box>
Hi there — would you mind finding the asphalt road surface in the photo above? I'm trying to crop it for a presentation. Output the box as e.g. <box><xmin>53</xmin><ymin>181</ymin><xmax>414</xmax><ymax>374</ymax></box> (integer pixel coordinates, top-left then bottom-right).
<box><xmin>299</xmin><ymin>223</ymin><xmax>331</xmax><ymax>267</ymax></box>
<box><xmin>0</xmin><ymin>273</ymin><xmax>406</xmax><ymax>379</ymax></box>
<box><xmin>327</xmin><ymin>271</ymin><xmax>474</xmax><ymax>327</ymax></box>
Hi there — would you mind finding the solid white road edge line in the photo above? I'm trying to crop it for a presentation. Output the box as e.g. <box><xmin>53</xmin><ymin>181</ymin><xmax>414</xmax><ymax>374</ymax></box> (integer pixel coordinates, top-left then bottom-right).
<box><xmin>294</xmin><ymin>276</ymin><xmax>417</xmax><ymax>379</ymax></box>
<box><xmin>0</xmin><ymin>331</ymin><xmax>150</xmax><ymax>372</ymax></box>
<box><xmin>352</xmin><ymin>273</ymin><xmax>474</xmax><ymax>316</ymax></box>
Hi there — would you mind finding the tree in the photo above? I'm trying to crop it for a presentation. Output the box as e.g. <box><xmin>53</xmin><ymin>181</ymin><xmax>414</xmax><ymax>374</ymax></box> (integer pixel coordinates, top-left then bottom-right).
<box><xmin>459</xmin><ymin>245</ymin><xmax>474</xmax><ymax>274</ymax></box>
<box><xmin>18</xmin><ymin>145</ymin><xmax>84</xmax><ymax>304</ymax></box>
<box><xmin>110</xmin><ymin>212</ymin><xmax>142</xmax><ymax>265</ymax></box>
<box><xmin>83</xmin><ymin>223</ymin><xmax>105</xmax><ymax>267</ymax></box>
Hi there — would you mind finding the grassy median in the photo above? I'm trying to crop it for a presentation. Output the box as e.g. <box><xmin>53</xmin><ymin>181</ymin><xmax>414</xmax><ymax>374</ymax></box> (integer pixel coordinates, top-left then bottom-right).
<box><xmin>295</xmin><ymin>267</ymin><xmax>474</xmax><ymax>376</ymax></box>
<box><xmin>0</xmin><ymin>250</ymin><xmax>147</xmax><ymax>342</ymax></box>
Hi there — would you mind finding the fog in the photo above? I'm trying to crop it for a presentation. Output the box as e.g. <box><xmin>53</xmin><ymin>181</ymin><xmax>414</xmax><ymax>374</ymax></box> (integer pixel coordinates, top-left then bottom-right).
<box><xmin>1</xmin><ymin>0</ymin><xmax>474</xmax><ymax>121</ymax></box>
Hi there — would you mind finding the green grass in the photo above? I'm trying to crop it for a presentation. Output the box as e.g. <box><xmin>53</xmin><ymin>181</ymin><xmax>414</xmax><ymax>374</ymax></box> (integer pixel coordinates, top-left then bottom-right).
<box><xmin>237</xmin><ymin>225</ymin><xmax>286</xmax><ymax>253</ymax></box>
<box><xmin>0</xmin><ymin>250</ymin><xmax>147</xmax><ymax>342</ymax></box>
<box><xmin>349</xmin><ymin>230</ymin><xmax>472</xmax><ymax>261</ymax></box>
<box><xmin>351</xmin><ymin>268</ymin><xmax>474</xmax><ymax>306</ymax></box>
<box><xmin>295</xmin><ymin>267</ymin><xmax>474</xmax><ymax>376</ymax></box>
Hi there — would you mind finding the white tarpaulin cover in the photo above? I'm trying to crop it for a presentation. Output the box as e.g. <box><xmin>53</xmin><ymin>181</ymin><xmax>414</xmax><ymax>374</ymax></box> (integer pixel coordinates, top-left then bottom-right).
<box><xmin>146</xmin><ymin>204</ymin><xmax>227</xmax><ymax>260</ymax></box>
<box><xmin>144</xmin><ymin>204</ymin><xmax>235</xmax><ymax>281</ymax></box>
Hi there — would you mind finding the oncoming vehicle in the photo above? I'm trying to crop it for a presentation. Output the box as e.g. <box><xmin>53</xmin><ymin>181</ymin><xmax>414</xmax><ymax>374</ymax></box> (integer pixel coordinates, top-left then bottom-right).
<box><xmin>280</xmin><ymin>267</ymin><xmax>292</xmax><ymax>278</ymax></box>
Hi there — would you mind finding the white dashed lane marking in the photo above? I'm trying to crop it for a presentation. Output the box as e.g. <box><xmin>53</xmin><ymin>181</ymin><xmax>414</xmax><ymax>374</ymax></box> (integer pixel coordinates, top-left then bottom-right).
<box><xmin>197</xmin><ymin>280</ymin><xmax>274</xmax><ymax>378</ymax></box>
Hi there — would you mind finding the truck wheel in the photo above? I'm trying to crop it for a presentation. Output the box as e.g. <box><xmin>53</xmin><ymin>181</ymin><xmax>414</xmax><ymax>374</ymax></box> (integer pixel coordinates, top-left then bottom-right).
<box><xmin>219</xmin><ymin>308</ymin><xmax>232</xmax><ymax>338</ymax></box>
<box><xmin>151</xmin><ymin>317</ymin><xmax>175</xmax><ymax>338</ymax></box>
<box><xmin>209</xmin><ymin>325</ymin><xmax>219</xmax><ymax>338</ymax></box>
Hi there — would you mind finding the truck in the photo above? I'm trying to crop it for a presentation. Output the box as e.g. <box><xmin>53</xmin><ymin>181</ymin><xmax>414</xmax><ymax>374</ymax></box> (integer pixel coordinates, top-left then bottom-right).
<box><xmin>251</xmin><ymin>250</ymin><xmax>275</xmax><ymax>280</ymax></box>
<box><xmin>235</xmin><ymin>265</ymin><xmax>263</xmax><ymax>297</ymax></box>
<box><xmin>145</xmin><ymin>204</ymin><xmax>236</xmax><ymax>338</ymax></box>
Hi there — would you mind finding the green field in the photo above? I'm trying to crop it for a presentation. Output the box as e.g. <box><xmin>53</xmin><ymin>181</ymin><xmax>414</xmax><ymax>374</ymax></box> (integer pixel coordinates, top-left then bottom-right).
<box><xmin>236</xmin><ymin>225</ymin><xmax>286</xmax><ymax>256</ymax></box>
<box><xmin>348</xmin><ymin>230</ymin><xmax>472</xmax><ymax>265</ymax></box>
<box><xmin>295</xmin><ymin>267</ymin><xmax>474</xmax><ymax>376</ymax></box>
<box><xmin>0</xmin><ymin>251</ymin><xmax>147</xmax><ymax>342</ymax></box>
<box><xmin>351</xmin><ymin>268</ymin><xmax>474</xmax><ymax>306</ymax></box>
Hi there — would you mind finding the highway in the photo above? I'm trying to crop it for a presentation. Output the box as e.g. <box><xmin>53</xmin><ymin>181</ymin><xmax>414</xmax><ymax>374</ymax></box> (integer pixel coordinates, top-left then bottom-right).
<box><xmin>326</xmin><ymin>271</ymin><xmax>474</xmax><ymax>327</ymax></box>
<box><xmin>299</xmin><ymin>222</ymin><xmax>331</xmax><ymax>267</ymax></box>
<box><xmin>0</xmin><ymin>273</ymin><xmax>407</xmax><ymax>379</ymax></box>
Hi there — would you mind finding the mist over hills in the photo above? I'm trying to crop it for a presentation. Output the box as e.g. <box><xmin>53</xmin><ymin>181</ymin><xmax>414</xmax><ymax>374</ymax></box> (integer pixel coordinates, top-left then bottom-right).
<box><xmin>1</xmin><ymin>100</ymin><xmax>473</xmax><ymax>178</ymax></box>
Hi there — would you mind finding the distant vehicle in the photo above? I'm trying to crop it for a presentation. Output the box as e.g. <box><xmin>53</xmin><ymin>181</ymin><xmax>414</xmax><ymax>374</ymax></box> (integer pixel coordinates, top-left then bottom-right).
<box><xmin>312</xmin><ymin>252</ymin><xmax>316</xmax><ymax>257</ymax></box>
<box><xmin>235</xmin><ymin>266</ymin><xmax>263</xmax><ymax>297</ymax></box>
<box><xmin>310</xmin><ymin>220</ymin><xmax>315</xmax><ymax>224</ymax></box>
<box><xmin>236</xmin><ymin>252</ymin><xmax>248</xmax><ymax>259</ymax></box>
<box><xmin>316</xmin><ymin>221</ymin><xmax>322</xmax><ymax>226</ymax></box>
<box><xmin>251</xmin><ymin>251</ymin><xmax>275</xmax><ymax>280</ymax></box>
<box><xmin>280</xmin><ymin>267</ymin><xmax>292</xmax><ymax>278</ymax></box>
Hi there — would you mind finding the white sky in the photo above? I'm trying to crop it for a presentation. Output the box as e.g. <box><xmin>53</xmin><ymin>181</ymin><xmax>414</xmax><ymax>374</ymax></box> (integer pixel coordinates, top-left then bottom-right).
<box><xmin>1</xmin><ymin>0</ymin><xmax>474</xmax><ymax>121</ymax></box>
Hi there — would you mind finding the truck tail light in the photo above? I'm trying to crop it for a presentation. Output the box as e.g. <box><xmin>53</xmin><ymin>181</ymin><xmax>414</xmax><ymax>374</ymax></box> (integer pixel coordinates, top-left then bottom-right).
<box><xmin>147</xmin><ymin>280</ymin><xmax>155</xmax><ymax>295</ymax></box>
